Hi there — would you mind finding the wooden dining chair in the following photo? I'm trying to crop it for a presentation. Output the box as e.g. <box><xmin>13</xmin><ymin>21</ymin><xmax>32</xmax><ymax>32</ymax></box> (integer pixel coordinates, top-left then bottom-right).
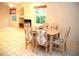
<box><xmin>35</xmin><ymin>27</ymin><xmax>49</xmax><ymax>55</ymax></box>
<box><xmin>24</xmin><ymin>23</ymin><xmax>33</xmax><ymax>49</ymax></box>
<box><xmin>53</xmin><ymin>26</ymin><xmax>71</xmax><ymax>55</ymax></box>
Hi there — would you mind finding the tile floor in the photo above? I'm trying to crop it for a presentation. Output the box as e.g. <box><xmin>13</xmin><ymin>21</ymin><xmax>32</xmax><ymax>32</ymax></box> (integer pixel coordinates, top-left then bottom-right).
<box><xmin>0</xmin><ymin>26</ymin><xmax>79</xmax><ymax>56</ymax></box>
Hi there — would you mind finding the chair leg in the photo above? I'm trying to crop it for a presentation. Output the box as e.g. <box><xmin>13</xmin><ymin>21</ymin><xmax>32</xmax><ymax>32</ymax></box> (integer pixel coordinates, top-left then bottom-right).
<box><xmin>25</xmin><ymin>38</ymin><xmax>27</xmax><ymax>49</ymax></box>
<box><xmin>32</xmin><ymin>39</ymin><xmax>35</xmax><ymax>52</ymax></box>
<box><xmin>35</xmin><ymin>41</ymin><xmax>38</xmax><ymax>54</ymax></box>
<box><xmin>61</xmin><ymin>46</ymin><xmax>65</xmax><ymax>56</ymax></box>
<box><xmin>31</xmin><ymin>40</ymin><xmax>34</xmax><ymax>52</ymax></box>
<box><xmin>45</xmin><ymin>45</ymin><xmax>48</xmax><ymax>56</ymax></box>
<box><xmin>32</xmin><ymin>44</ymin><xmax>34</xmax><ymax>52</ymax></box>
<box><xmin>64</xmin><ymin>44</ymin><xmax>66</xmax><ymax>55</ymax></box>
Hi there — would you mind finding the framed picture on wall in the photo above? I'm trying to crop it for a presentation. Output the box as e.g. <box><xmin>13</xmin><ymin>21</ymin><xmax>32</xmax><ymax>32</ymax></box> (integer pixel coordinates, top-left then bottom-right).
<box><xmin>9</xmin><ymin>8</ymin><xmax>16</xmax><ymax>14</ymax></box>
<box><xmin>12</xmin><ymin>15</ymin><xmax>16</xmax><ymax>21</ymax></box>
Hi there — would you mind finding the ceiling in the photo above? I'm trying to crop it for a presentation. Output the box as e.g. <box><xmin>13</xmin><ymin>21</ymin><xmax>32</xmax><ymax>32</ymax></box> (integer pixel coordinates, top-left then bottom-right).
<box><xmin>0</xmin><ymin>2</ymin><xmax>31</xmax><ymax>7</ymax></box>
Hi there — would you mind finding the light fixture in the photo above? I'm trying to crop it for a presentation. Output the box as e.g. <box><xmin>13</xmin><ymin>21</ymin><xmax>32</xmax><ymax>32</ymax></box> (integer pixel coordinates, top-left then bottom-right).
<box><xmin>9</xmin><ymin>3</ymin><xmax>15</xmax><ymax>8</ymax></box>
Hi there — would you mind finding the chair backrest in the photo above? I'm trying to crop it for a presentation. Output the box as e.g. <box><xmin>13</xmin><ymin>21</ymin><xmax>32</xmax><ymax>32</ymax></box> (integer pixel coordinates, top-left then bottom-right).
<box><xmin>36</xmin><ymin>29</ymin><xmax>47</xmax><ymax>45</ymax></box>
<box><xmin>51</xmin><ymin>23</ymin><xmax>59</xmax><ymax>30</ymax></box>
<box><xmin>24</xmin><ymin>23</ymin><xmax>30</xmax><ymax>29</ymax></box>
<box><xmin>63</xmin><ymin>26</ymin><xmax>71</xmax><ymax>44</ymax></box>
<box><xmin>42</xmin><ymin>23</ymin><xmax>49</xmax><ymax>29</ymax></box>
<box><xmin>24</xmin><ymin>23</ymin><xmax>32</xmax><ymax>41</ymax></box>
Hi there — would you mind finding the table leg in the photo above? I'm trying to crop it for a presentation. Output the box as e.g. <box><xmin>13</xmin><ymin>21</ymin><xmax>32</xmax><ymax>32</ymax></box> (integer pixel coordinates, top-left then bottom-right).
<box><xmin>58</xmin><ymin>33</ymin><xmax>60</xmax><ymax>38</ymax></box>
<box><xmin>49</xmin><ymin>35</ymin><xmax>53</xmax><ymax>55</ymax></box>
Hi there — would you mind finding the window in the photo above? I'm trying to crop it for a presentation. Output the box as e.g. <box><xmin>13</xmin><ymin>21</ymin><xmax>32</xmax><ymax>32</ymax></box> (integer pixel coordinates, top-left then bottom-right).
<box><xmin>35</xmin><ymin>5</ymin><xmax>47</xmax><ymax>24</ymax></box>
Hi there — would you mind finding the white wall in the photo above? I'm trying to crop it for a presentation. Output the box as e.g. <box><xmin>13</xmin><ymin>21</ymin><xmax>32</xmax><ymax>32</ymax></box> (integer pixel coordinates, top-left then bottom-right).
<box><xmin>0</xmin><ymin>5</ymin><xmax>10</xmax><ymax>28</ymax></box>
<box><xmin>0</xmin><ymin>3</ymin><xmax>21</xmax><ymax>28</ymax></box>
<box><xmin>46</xmin><ymin>3</ymin><xmax>79</xmax><ymax>42</ymax></box>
